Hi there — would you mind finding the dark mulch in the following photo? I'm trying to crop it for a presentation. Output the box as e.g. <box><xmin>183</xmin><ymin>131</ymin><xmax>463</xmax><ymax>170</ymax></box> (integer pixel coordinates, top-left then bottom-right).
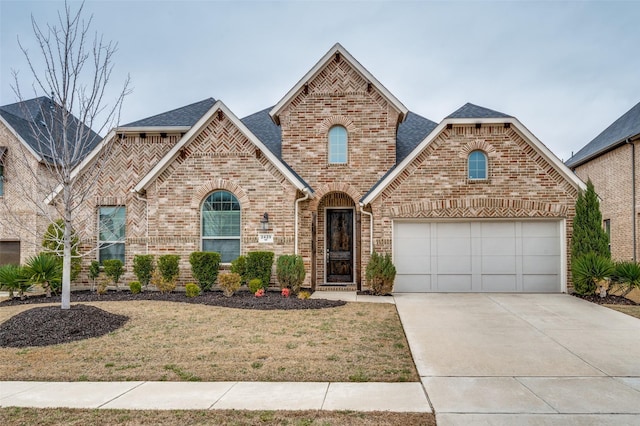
<box><xmin>573</xmin><ymin>293</ymin><xmax>638</xmax><ymax>305</ymax></box>
<box><xmin>0</xmin><ymin>290</ymin><xmax>346</xmax><ymax>348</ymax></box>
<box><xmin>0</xmin><ymin>290</ymin><xmax>346</xmax><ymax>310</ymax></box>
<box><xmin>0</xmin><ymin>304</ymin><xmax>129</xmax><ymax>348</ymax></box>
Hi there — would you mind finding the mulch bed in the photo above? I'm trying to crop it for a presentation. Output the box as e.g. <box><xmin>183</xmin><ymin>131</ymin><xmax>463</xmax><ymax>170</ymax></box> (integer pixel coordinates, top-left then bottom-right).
<box><xmin>0</xmin><ymin>290</ymin><xmax>347</xmax><ymax>348</ymax></box>
<box><xmin>572</xmin><ymin>293</ymin><xmax>638</xmax><ymax>305</ymax></box>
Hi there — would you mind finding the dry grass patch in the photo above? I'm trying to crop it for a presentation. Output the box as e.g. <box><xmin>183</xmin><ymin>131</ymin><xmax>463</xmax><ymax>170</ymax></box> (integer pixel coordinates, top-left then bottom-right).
<box><xmin>0</xmin><ymin>301</ymin><xmax>418</xmax><ymax>382</ymax></box>
<box><xmin>0</xmin><ymin>407</ymin><xmax>435</xmax><ymax>426</ymax></box>
<box><xmin>605</xmin><ymin>304</ymin><xmax>640</xmax><ymax>320</ymax></box>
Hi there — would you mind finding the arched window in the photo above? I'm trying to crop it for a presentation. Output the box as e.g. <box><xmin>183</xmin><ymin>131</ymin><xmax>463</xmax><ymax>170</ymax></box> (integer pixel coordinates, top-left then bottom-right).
<box><xmin>468</xmin><ymin>150</ymin><xmax>488</xmax><ymax>180</ymax></box>
<box><xmin>328</xmin><ymin>125</ymin><xmax>348</xmax><ymax>164</ymax></box>
<box><xmin>202</xmin><ymin>190</ymin><xmax>240</xmax><ymax>263</ymax></box>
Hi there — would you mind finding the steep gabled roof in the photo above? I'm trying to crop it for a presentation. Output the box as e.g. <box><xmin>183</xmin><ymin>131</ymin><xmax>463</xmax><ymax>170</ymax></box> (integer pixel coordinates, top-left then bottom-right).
<box><xmin>122</xmin><ymin>98</ymin><xmax>216</xmax><ymax>128</ymax></box>
<box><xmin>397</xmin><ymin>112</ymin><xmax>438</xmax><ymax>163</ymax></box>
<box><xmin>241</xmin><ymin>106</ymin><xmax>282</xmax><ymax>157</ymax></box>
<box><xmin>362</xmin><ymin>103</ymin><xmax>585</xmax><ymax>204</ymax></box>
<box><xmin>133</xmin><ymin>101</ymin><xmax>311</xmax><ymax>194</ymax></box>
<box><xmin>565</xmin><ymin>101</ymin><xmax>640</xmax><ymax>168</ymax></box>
<box><xmin>0</xmin><ymin>96</ymin><xmax>100</xmax><ymax>163</ymax></box>
<box><xmin>269</xmin><ymin>43</ymin><xmax>409</xmax><ymax>125</ymax></box>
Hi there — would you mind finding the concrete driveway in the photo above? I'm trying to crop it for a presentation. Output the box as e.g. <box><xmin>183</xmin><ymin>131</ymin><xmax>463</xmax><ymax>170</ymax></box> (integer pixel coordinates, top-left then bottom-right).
<box><xmin>394</xmin><ymin>293</ymin><xmax>640</xmax><ymax>425</ymax></box>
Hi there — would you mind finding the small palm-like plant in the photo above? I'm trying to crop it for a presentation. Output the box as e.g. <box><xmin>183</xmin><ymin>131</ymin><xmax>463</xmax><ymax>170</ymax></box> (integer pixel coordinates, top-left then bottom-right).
<box><xmin>0</xmin><ymin>264</ymin><xmax>31</xmax><ymax>300</ymax></box>
<box><xmin>572</xmin><ymin>252</ymin><xmax>615</xmax><ymax>295</ymax></box>
<box><xmin>24</xmin><ymin>253</ymin><xmax>62</xmax><ymax>297</ymax></box>
<box><xmin>615</xmin><ymin>261</ymin><xmax>640</xmax><ymax>289</ymax></box>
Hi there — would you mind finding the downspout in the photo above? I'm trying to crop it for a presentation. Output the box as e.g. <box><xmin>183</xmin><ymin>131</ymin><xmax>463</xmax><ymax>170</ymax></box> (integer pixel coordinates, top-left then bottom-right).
<box><xmin>132</xmin><ymin>190</ymin><xmax>149</xmax><ymax>253</ymax></box>
<box><xmin>628</xmin><ymin>138</ymin><xmax>637</xmax><ymax>261</ymax></box>
<box><xmin>359</xmin><ymin>202</ymin><xmax>373</xmax><ymax>254</ymax></box>
<box><xmin>294</xmin><ymin>188</ymin><xmax>310</xmax><ymax>255</ymax></box>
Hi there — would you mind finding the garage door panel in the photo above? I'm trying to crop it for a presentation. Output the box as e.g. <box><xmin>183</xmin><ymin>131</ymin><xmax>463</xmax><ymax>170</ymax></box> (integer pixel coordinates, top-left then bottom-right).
<box><xmin>481</xmin><ymin>222</ymin><xmax>516</xmax><ymax>237</ymax></box>
<box><xmin>523</xmin><ymin>255</ymin><xmax>559</xmax><ymax>274</ymax></box>
<box><xmin>438</xmin><ymin>255</ymin><xmax>471</xmax><ymax>274</ymax></box>
<box><xmin>436</xmin><ymin>275</ymin><xmax>472</xmax><ymax>292</ymax></box>
<box><xmin>437</xmin><ymin>238</ymin><xmax>470</xmax><ymax>255</ymax></box>
<box><xmin>482</xmin><ymin>238</ymin><xmax>516</xmax><ymax>256</ymax></box>
<box><xmin>482</xmin><ymin>255</ymin><xmax>516</xmax><ymax>274</ymax></box>
<box><xmin>523</xmin><ymin>275</ymin><xmax>558</xmax><ymax>292</ymax></box>
<box><xmin>481</xmin><ymin>275</ymin><xmax>517</xmax><ymax>292</ymax></box>
<box><xmin>437</xmin><ymin>222</ymin><xmax>471</xmax><ymax>238</ymax></box>
<box><xmin>522</xmin><ymin>222</ymin><xmax>558</xmax><ymax>237</ymax></box>
<box><xmin>523</xmin><ymin>237</ymin><xmax>560</xmax><ymax>256</ymax></box>
<box><xmin>395</xmin><ymin>274</ymin><xmax>431</xmax><ymax>292</ymax></box>
<box><xmin>396</xmin><ymin>255</ymin><xmax>430</xmax><ymax>274</ymax></box>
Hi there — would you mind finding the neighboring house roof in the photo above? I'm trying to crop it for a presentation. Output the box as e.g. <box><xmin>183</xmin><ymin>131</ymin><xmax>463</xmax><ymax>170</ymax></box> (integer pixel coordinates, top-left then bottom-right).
<box><xmin>0</xmin><ymin>96</ymin><xmax>100</xmax><ymax>163</ymax></box>
<box><xmin>122</xmin><ymin>98</ymin><xmax>216</xmax><ymax>128</ymax></box>
<box><xmin>134</xmin><ymin>101</ymin><xmax>311</xmax><ymax>195</ymax></box>
<box><xmin>565</xmin><ymin>101</ymin><xmax>640</xmax><ymax>168</ymax></box>
<box><xmin>269</xmin><ymin>43</ymin><xmax>409</xmax><ymax>125</ymax></box>
<box><xmin>361</xmin><ymin>103</ymin><xmax>586</xmax><ymax>205</ymax></box>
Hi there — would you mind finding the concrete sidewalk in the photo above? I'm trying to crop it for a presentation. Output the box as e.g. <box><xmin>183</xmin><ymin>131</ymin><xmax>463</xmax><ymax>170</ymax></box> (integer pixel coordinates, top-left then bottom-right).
<box><xmin>0</xmin><ymin>381</ymin><xmax>430</xmax><ymax>412</ymax></box>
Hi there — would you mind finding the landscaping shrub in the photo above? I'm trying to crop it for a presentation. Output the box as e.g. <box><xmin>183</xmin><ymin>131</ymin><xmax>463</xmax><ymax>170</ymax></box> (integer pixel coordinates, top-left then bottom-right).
<box><xmin>42</xmin><ymin>219</ymin><xmax>81</xmax><ymax>282</ymax></box>
<box><xmin>231</xmin><ymin>255</ymin><xmax>247</xmax><ymax>284</ymax></box>
<box><xmin>96</xmin><ymin>274</ymin><xmax>109</xmax><ymax>295</ymax></box>
<box><xmin>185</xmin><ymin>282</ymin><xmax>201</xmax><ymax>298</ymax></box>
<box><xmin>366</xmin><ymin>252</ymin><xmax>396</xmax><ymax>295</ymax></box>
<box><xmin>129</xmin><ymin>281</ymin><xmax>142</xmax><ymax>294</ymax></box>
<box><xmin>614</xmin><ymin>260</ymin><xmax>640</xmax><ymax>293</ymax></box>
<box><xmin>246</xmin><ymin>251</ymin><xmax>274</xmax><ymax>290</ymax></box>
<box><xmin>151</xmin><ymin>270</ymin><xmax>176</xmax><ymax>294</ymax></box>
<box><xmin>276</xmin><ymin>254</ymin><xmax>305</xmax><ymax>293</ymax></box>
<box><xmin>297</xmin><ymin>290</ymin><xmax>311</xmax><ymax>300</ymax></box>
<box><xmin>0</xmin><ymin>264</ymin><xmax>30</xmax><ymax>300</ymax></box>
<box><xmin>572</xmin><ymin>252</ymin><xmax>615</xmax><ymax>295</ymax></box>
<box><xmin>133</xmin><ymin>255</ymin><xmax>155</xmax><ymax>289</ymax></box>
<box><xmin>157</xmin><ymin>255</ymin><xmax>180</xmax><ymax>283</ymax></box>
<box><xmin>189</xmin><ymin>251</ymin><xmax>221</xmax><ymax>291</ymax></box>
<box><xmin>218</xmin><ymin>272</ymin><xmax>241</xmax><ymax>297</ymax></box>
<box><xmin>103</xmin><ymin>259</ymin><xmax>124</xmax><ymax>291</ymax></box>
<box><xmin>24</xmin><ymin>253</ymin><xmax>62</xmax><ymax>297</ymax></box>
<box><xmin>248</xmin><ymin>278</ymin><xmax>262</xmax><ymax>294</ymax></box>
<box><xmin>89</xmin><ymin>260</ymin><xmax>100</xmax><ymax>292</ymax></box>
<box><xmin>572</xmin><ymin>179</ymin><xmax>610</xmax><ymax>259</ymax></box>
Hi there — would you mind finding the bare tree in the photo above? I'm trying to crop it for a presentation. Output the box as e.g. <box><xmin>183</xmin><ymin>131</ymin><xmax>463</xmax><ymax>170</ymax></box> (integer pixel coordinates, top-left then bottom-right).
<box><xmin>3</xmin><ymin>0</ymin><xmax>130</xmax><ymax>309</ymax></box>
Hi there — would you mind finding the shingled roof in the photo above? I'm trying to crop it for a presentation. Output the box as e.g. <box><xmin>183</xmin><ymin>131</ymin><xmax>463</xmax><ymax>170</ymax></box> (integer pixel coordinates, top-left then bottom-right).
<box><xmin>0</xmin><ymin>96</ymin><xmax>101</xmax><ymax>163</ymax></box>
<box><xmin>123</xmin><ymin>98</ymin><xmax>216</xmax><ymax>128</ymax></box>
<box><xmin>446</xmin><ymin>103</ymin><xmax>512</xmax><ymax>119</ymax></box>
<box><xmin>565</xmin><ymin>101</ymin><xmax>640</xmax><ymax>168</ymax></box>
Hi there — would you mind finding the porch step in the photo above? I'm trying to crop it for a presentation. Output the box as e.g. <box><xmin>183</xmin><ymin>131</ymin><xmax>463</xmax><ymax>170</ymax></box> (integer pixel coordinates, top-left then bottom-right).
<box><xmin>317</xmin><ymin>284</ymin><xmax>357</xmax><ymax>292</ymax></box>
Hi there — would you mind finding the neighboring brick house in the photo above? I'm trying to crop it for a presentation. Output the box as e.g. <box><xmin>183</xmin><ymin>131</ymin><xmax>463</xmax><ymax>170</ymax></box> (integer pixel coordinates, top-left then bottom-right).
<box><xmin>63</xmin><ymin>43</ymin><xmax>585</xmax><ymax>292</ymax></box>
<box><xmin>0</xmin><ymin>97</ymin><xmax>99</xmax><ymax>265</ymax></box>
<box><xmin>566</xmin><ymin>101</ymin><xmax>640</xmax><ymax>262</ymax></box>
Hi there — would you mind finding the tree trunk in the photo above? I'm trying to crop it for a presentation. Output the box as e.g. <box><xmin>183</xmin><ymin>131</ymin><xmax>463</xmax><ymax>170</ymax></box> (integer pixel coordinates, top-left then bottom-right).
<box><xmin>61</xmin><ymin>217</ymin><xmax>72</xmax><ymax>309</ymax></box>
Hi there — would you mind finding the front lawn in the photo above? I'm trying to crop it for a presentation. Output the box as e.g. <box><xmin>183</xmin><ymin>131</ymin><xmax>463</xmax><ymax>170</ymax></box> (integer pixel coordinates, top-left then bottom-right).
<box><xmin>605</xmin><ymin>304</ymin><xmax>640</xmax><ymax>320</ymax></box>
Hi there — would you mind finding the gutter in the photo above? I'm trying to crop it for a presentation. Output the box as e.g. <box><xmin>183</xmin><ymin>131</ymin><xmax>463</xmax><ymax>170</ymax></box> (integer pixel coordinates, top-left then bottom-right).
<box><xmin>294</xmin><ymin>188</ymin><xmax>311</xmax><ymax>255</ymax></box>
<box><xmin>359</xmin><ymin>203</ymin><xmax>373</xmax><ymax>254</ymax></box>
<box><xmin>628</xmin><ymin>138</ymin><xmax>637</xmax><ymax>261</ymax></box>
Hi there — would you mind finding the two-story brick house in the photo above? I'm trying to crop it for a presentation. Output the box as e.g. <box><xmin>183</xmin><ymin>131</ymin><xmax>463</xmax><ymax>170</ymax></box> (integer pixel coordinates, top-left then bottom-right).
<box><xmin>64</xmin><ymin>43</ymin><xmax>584</xmax><ymax>292</ymax></box>
<box><xmin>566</xmin><ymin>101</ymin><xmax>640</xmax><ymax>262</ymax></box>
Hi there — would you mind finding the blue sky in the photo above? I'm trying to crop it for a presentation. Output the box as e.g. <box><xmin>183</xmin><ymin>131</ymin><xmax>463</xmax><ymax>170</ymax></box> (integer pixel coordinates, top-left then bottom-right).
<box><xmin>1</xmin><ymin>0</ymin><xmax>639</xmax><ymax>162</ymax></box>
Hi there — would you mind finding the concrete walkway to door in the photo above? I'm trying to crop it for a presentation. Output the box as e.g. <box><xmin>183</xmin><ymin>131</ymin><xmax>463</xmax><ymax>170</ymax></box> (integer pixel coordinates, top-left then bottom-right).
<box><xmin>394</xmin><ymin>293</ymin><xmax>640</xmax><ymax>425</ymax></box>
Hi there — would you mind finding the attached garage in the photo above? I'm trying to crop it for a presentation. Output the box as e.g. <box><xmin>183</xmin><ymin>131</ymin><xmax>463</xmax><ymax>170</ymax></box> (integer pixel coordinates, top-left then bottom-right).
<box><xmin>393</xmin><ymin>220</ymin><xmax>563</xmax><ymax>293</ymax></box>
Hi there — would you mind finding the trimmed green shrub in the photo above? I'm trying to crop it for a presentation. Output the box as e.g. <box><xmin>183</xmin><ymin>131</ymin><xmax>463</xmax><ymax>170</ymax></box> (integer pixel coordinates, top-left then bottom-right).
<box><xmin>42</xmin><ymin>219</ymin><xmax>81</xmax><ymax>282</ymax></box>
<box><xmin>151</xmin><ymin>269</ymin><xmax>175</xmax><ymax>294</ymax></box>
<box><xmin>96</xmin><ymin>274</ymin><xmax>109</xmax><ymax>295</ymax></box>
<box><xmin>103</xmin><ymin>259</ymin><xmax>124</xmax><ymax>291</ymax></box>
<box><xmin>572</xmin><ymin>179</ymin><xmax>610</xmax><ymax>259</ymax></box>
<box><xmin>129</xmin><ymin>281</ymin><xmax>142</xmax><ymax>294</ymax></box>
<box><xmin>246</xmin><ymin>251</ymin><xmax>274</xmax><ymax>290</ymax></box>
<box><xmin>231</xmin><ymin>255</ymin><xmax>247</xmax><ymax>284</ymax></box>
<box><xmin>89</xmin><ymin>260</ymin><xmax>100</xmax><ymax>292</ymax></box>
<box><xmin>248</xmin><ymin>278</ymin><xmax>262</xmax><ymax>294</ymax></box>
<box><xmin>24</xmin><ymin>253</ymin><xmax>62</xmax><ymax>297</ymax></box>
<box><xmin>133</xmin><ymin>255</ymin><xmax>155</xmax><ymax>289</ymax></box>
<box><xmin>366</xmin><ymin>252</ymin><xmax>396</xmax><ymax>295</ymax></box>
<box><xmin>276</xmin><ymin>254</ymin><xmax>306</xmax><ymax>293</ymax></box>
<box><xmin>189</xmin><ymin>252</ymin><xmax>221</xmax><ymax>291</ymax></box>
<box><xmin>572</xmin><ymin>252</ymin><xmax>615</xmax><ymax>295</ymax></box>
<box><xmin>185</xmin><ymin>282</ymin><xmax>201</xmax><ymax>298</ymax></box>
<box><xmin>614</xmin><ymin>261</ymin><xmax>640</xmax><ymax>289</ymax></box>
<box><xmin>0</xmin><ymin>264</ymin><xmax>30</xmax><ymax>300</ymax></box>
<box><xmin>218</xmin><ymin>272</ymin><xmax>241</xmax><ymax>297</ymax></box>
<box><xmin>157</xmin><ymin>255</ymin><xmax>180</xmax><ymax>283</ymax></box>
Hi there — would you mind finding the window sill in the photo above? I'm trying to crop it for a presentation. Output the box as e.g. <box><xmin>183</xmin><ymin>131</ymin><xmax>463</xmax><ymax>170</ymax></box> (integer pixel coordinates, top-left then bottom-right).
<box><xmin>467</xmin><ymin>178</ymin><xmax>489</xmax><ymax>184</ymax></box>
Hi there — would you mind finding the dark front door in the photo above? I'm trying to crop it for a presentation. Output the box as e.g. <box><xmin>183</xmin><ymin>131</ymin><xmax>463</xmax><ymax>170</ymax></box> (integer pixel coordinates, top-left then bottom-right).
<box><xmin>326</xmin><ymin>209</ymin><xmax>353</xmax><ymax>283</ymax></box>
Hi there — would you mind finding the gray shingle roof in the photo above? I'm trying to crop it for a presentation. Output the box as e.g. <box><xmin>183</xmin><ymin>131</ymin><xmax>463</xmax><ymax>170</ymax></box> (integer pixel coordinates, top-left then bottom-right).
<box><xmin>123</xmin><ymin>98</ymin><xmax>216</xmax><ymax>127</ymax></box>
<box><xmin>241</xmin><ymin>107</ymin><xmax>282</xmax><ymax>157</ymax></box>
<box><xmin>565</xmin><ymin>101</ymin><xmax>640</xmax><ymax>168</ymax></box>
<box><xmin>0</xmin><ymin>96</ymin><xmax>101</xmax><ymax>163</ymax></box>
<box><xmin>447</xmin><ymin>103</ymin><xmax>512</xmax><ymax>119</ymax></box>
<box><xmin>397</xmin><ymin>112</ymin><xmax>438</xmax><ymax>163</ymax></box>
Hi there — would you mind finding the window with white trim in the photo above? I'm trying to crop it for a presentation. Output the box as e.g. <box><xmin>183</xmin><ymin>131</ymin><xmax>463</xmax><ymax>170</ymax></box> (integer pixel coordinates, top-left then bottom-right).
<box><xmin>202</xmin><ymin>191</ymin><xmax>241</xmax><ymax>263</ymax></box>
<box><xmin>468</xmin><ymin>150</ymin><xmax>488</xmax><ymax>180</ymax></box>
<box><xmin>0</xmin><ymin>164</ymin><xmax>4</xmax><ymax>196</ymax></box>
<box><xmin>98</xmin><ymin>206</ymin><xmax>125</xmax><ymax>264</ymax></box>
<box><xmin>328</xmin><ymin>125</ymin><xmax>348</xmax><ymax>164</ymax></box>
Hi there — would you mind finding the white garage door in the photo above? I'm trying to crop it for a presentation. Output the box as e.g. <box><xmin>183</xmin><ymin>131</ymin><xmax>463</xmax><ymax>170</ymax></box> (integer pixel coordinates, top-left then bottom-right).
<box><xmin>393</xmin><ymin>221</ymin><xmax>561</xmax><ymax>293</ymax></box>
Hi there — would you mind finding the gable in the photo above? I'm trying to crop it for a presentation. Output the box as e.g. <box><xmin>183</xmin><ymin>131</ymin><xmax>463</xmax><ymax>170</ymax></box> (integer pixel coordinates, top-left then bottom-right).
<box><xmin>270</xmin><ymin>43</ymin><xmax>408</xmax><ymax>125</ymax></box>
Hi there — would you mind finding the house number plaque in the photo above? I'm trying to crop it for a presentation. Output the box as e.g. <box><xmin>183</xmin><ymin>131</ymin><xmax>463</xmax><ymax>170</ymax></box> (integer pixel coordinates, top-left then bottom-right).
<box><xmin>258</xmin><ymin>233</ymin><xmax>274</xmax><ymax>243</ymax></box>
